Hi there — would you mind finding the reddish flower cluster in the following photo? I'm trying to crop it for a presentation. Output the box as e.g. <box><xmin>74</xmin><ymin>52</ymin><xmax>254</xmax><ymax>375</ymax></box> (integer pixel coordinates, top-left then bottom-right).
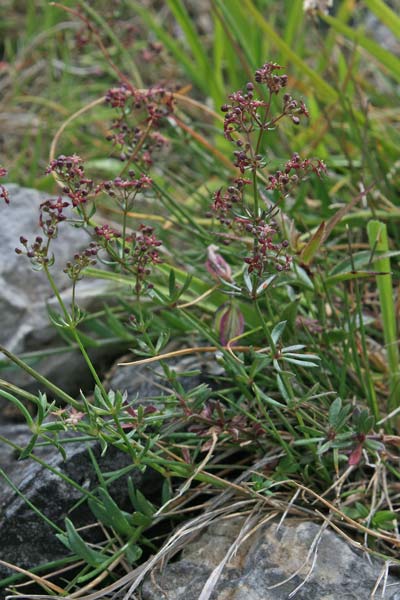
<box><xmin>254</xmin><ymin>62</ymin><xmax>288</xmax><ymax>93</ymax></box>
<box><xmin>96</xmin><ymin>173</ymin><xmax>153</xmax><ymax>212</ymax></box>
<box><xmin>210</xmin><ymin>177</ymin><xmax>251</xmax><ymax>225</ymax></box>
<box><xmin>105</xmin><ymin>84</ymin><xmax>173</xmax><ymax>165</ymax></box>
<box><xmin>282</xmin><ymin>93</ymin><xmax>309</xmax><ymax>124</ymax></box>
<box><xmin>15</xmin><ymin>154</ymin><xmax>161</xmax><ymax>294</ymax></box>
<box><xmin>127</xmin><ymin>224</ymin><xmax>162</xmax><ymax>294</ymax></box>
<box><xmin>220</xmin><ymin>64</ymin><xmax>311</xmax><ymax>177</ymax></box>
<box><xmin>15</xmin><ymin>235</ymin><xmax>53</xmax><ymax>268</ymax></box>
<box><xmin>188</xmin><ymin>399</ymin><xmax>264</xmax><ymax>451</ymax></box>
<box><xmin>46</xmin><ymin>154</ymin><xmax>84</xmax><ymax>179</ymax></box>
<box><xmin>39</xmin><ymin>197</ymin><xmax>69</xmax><ymax>238</ymax></box>
<box><xmin>46</xmin><ymin>155</ymin><xmax>94</xmax><ymax>207</ymax></box>
<box><xmin>133</xmin><ymin>86</ymin><xmax>175</xmax><ymax>124</ymax></box>
<box><xmin>94</xmin><ymin>224</ymin><xmax>121</xmax><ymax>241</ymax></box>
<box><xmin>140</xmin><ymin>41</ymin><xmax>163</xmax><ymax>63</ymax></box>
<box><xmin>0</xmin><ymin>167</ymin><xmax>9</xmax><ymax>204</ymax></box>
<box><xmin>243</xmin><ymin>219</ymin><xmax>291</xmax><ymax>276</ymax></box>
<box><xmin>221</xmin><ymin>64</ymin><xmax>311</xmax><ymax>165</ymax></box>
<box><xmin>209</xmin><ymin>63</ymin><xmax>327</xmax><ymax>289</ymax></box>
<box><xmin>266</xmin><ymin>153</ymin><xmax>327</xmax><ymax>191</ymax></box>
<box><xmin>245</xmin><ymin>243</ymin><xmax>291</xmax><ymax>275</ymax></box>
<box><xmin>64</xmin><ymin>243</ymin><xmax>99</xmax><ymax>281</ymax></box>
<box><xmin>94</xmin><ymin>222</ymin><xmax>162</xmax><ymax>295</ymax></box>
<box><xmin>105</xmin><ymin>83</ymin><xmax>133</xmax><ymax>108</ymax></box>
<box><xmin>100</xmin><ymin>173</ymin><xmax>152</xmax><ymax>193</ymax></box>
<box><xmin>15</xmin><ymin>193</ymin><xmax>71</xmax><ymax>267</ymax></box>
<box><xmin>222</xmin><ymin>82</ymin><xmax>269</xmax><ymax>142</ymax></box>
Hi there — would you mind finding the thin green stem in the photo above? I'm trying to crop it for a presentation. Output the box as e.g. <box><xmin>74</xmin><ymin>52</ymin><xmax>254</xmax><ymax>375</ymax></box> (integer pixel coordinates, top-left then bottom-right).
<box><xmin>252</xmin><ymin>168</ymin><xmax>259</xmax><ymax>220</ymax></box>
<box><xmin>0</xmin><ymin>435</ymin><xmax>98</xmax><ymax>500</ymax></box>
<box><xmin>43</xmin><ymin>264</ymin><xmax>70</xmax><ymax>322</ymax></box>
<box><xmin>255</xmin><ymin>299</ymin><xmax>275</xmax><ymax>353</ymax></box>
<box><xmin>44</xmin><ymin>265</ymin><xmax>109</xmax><ymax>402</ymax></box>
<box><xmin>0</xmin><ymin>467</ymin><xmax>64</xmax><ymax>533</ymax></box>
<box><xmin>0</xmin><ymin>344</ymin><xmax>80</xmax><ymax>407</ymax></box>
<box><xmin>71</xmin><ymin>328</ymin><xmax>109</xmax><ymax>402</ymax></box>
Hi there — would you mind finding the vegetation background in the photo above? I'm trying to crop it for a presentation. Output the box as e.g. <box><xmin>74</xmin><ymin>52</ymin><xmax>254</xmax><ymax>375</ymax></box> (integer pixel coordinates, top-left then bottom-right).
<box><xmin>1</xmin><ymin>0</ymin><xmax>400</xmax><ymax>597</ymax></box>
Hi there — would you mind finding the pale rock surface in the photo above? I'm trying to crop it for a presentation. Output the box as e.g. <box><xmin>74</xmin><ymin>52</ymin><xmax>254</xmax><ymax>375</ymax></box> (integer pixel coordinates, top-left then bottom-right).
<box><xmin>0</xmin><ymin>184</ymin><xmax>117</xmax><ymax>407</ymax></box>
<box><xmin>142</xmin><ymin>518</ymin><xmax>400</xmax><ymax>599</ymax></box>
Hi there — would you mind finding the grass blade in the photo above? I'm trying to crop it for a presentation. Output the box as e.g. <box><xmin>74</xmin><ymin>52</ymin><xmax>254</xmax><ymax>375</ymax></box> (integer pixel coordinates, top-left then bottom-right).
<box><xmin>321</xmin><ymin>13</ymin><xmax>400</xmax><ymax>83</ymax></box>
<box><xmin>367</xmin><ymin>220</ymin><xmax>400</xmax><ymax>411</ymax></box>
<box><xmin>363</xmin><ymin>0</ymin><xmax>400</xmax><ymax>40</ymax></box>
<box><xmin>242</xmin><ymin>0</ymin><xmax>338</xmax><ymax>102</ymax></box>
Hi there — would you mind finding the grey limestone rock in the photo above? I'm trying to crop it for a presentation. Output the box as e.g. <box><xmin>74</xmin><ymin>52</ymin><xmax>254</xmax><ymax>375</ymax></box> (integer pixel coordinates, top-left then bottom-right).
<box><xmin>0</xmin><ymin>185</ymin><xmax>87</xmax><ymax>351</ymax></box>
<box><xmin>142</xmin><ymin>518</ymin><xmax>400</xmax><ymax>599</ymax></box>
<box><xmin>0</xmin><ymin>184</ymin><xmax>119</xmax><ymax>410</ymax></box>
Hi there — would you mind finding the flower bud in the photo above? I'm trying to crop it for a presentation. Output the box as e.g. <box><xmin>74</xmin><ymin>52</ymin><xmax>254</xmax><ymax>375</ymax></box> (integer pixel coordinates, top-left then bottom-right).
<box><xmin>214</xmin><ymin>302</ymin><xmax>244</xmax><ymax>346</ymax></box>
<box><xmin>205</xmin><ymin>245</ymin><xmax>232</xmax><ymax>282</ymax></box>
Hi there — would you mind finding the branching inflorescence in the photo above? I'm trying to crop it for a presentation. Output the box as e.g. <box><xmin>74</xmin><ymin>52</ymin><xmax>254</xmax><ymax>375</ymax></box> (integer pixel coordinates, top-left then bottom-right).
<box><xmin>105</xmin><ymin>83</ymin><xmax>173</xmax><ymax>165</ymax></box>
<box><xmin>14</xmin><ymin>83</ymin><xmax>176</xmax><ymax>299</ymax></box>
<box><xmin>210</xmin><ymin>62</ymin><xmax>326</xmax><ymax>289</ymax></box>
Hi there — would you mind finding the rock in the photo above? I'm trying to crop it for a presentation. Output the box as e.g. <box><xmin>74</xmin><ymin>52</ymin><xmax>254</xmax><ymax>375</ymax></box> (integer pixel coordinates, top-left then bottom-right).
<box><xmin>0</xmin><ymin>184</ymin><xmax>121</xmax><ymax>414</ymax></box>
<box><xmin>142</xmin><ymin>518</ymin><xmax>400</xmax><ymax>599</ymax></box>
<box><xmin>0</xmin><ymin>185</ymin><xmax>85</xmax><ymax>350</ymax></box>
<box><xmin>0</xmin><ymin>423</ymin><xmax>160</xmax><ymax>581</ymax></box>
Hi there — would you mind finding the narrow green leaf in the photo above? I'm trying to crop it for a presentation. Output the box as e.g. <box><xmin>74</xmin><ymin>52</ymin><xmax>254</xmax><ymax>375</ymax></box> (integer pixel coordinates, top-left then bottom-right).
<box><xmin>363</xmin><ymin>0</ymin><xmax>400</xmax><ymax>42</ymax></box>
<box><xmin>372</xmin><ymin>511</ymin><xmax>398</xmax><ymax>526</ymax></box>
<box><xmin>89</xmin><ymin>489</ymin><xmax>134</xmax><ymax>537</ymax></box>
<box><xmin>19</xmin><ymin>435</ymin><xmax>39</xmax><ymax>459</ymax></box>
<box><xmin>355</xmin><ymin>502</ymin><xmax>369</xmax><ymax>519</ymax></box>
<box><xmin>253</xmin><ymin>384</ymin><xmax>286</xmax><ymax>408</ymax></box>
<box><xmin>0</xmin><ymin>389</ymin><xmax>34</xmax><ymax>426</ymax></box>
<box><xmin>283</xmin><ymin>357</ymin><xmax>319</xmax><ymax>368</ymax></box>
<box><xmin>125</xmin><ymin>543</ymin><xmax>143</xmax><ymax>564</ymax></box>
<box><xmin>0</xmin><ymin>344</ymin><xmax>79</xmax><ymax>408</ymax></box>
<box><xmin>329</xmin><ymin>397</ymin><xmax>342</xmax><ymax>427</ymax></box>
<box><xmin>60</xmin><ymin>519</ymin><xmax>105</xmax><ymax>567</ymax></box>
<box><xmin>330</xmin><ymin>250</ymin><xmax>400</xmax><ymax>277</ymax></box>
<box><xmin>165</xmin><ymin>0</ymin><xmax>211</xmax><ymax>78</ymax></box>
<box><xmin>271</xmin><ymin>321</ymin><xmax>287</xmax><ymax>345</ymax></box>
<box><xmin>300</xmin><ymin>221</ymin><xmax>326</xmax><ymax>265</ymax></box>
<box><xmin>292</xmin><ymin>264</ymin><xmax>314</xmax><ymax>290</ymax></box>
<box><xmin>325</xmin><ymin>271</ymin><xmax>384</xmax><ymax>286</ymax></box>
<box><xmin>168</xmin><ymin>268</ymin><xmax>176</xmax><ymax>299</ymax></box>
<box><xmin>276</xmin><ymin>373</ymin><xmax>291</xmax><ymax>404</ymax></box>
<box><xmin>282</xmin><ymin>345</ymin><xmax>306</xmax><ymax>352</ymax></box>
<box><xmin>283</xmin><ymin>0</ymin><xmax>304</xmax><ymax>49</ymax></box>
<box><xmin>128</xmin><ymin>477</ymin><xmax>156</xmax><ymax>519</ymax></box>
<box><xmin>367</xmin><ymin>220</ymin><xmax>400</xmax><ymax>410</ymax></box>
<box><xmin>212</xmin><ymin>12</ymin><xmax>226</xmax><ymax>94</ymax></box>
<box><xmin>129</xmin><ymin>512</ymin><xmax>153</xmax><ymax>527</ymax></box>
